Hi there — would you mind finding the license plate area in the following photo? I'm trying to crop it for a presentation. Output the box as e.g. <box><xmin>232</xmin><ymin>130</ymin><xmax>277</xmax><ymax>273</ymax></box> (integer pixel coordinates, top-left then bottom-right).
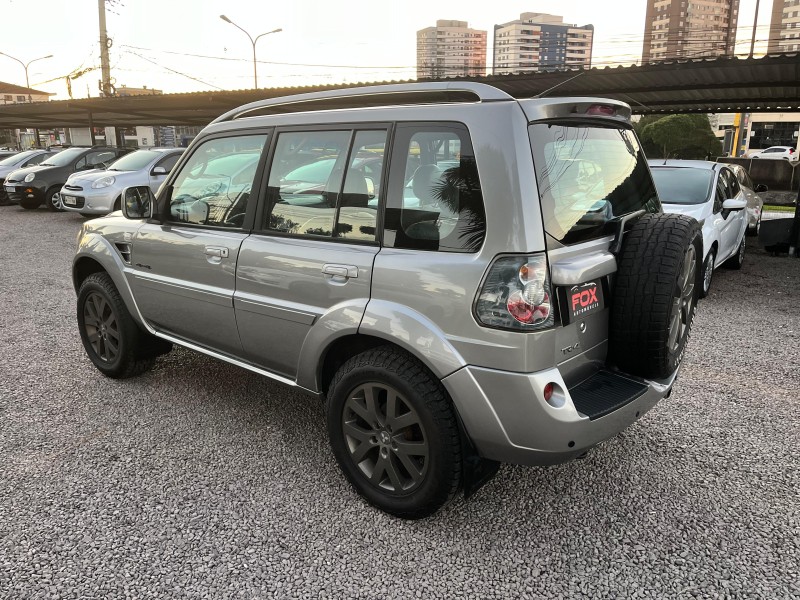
<box><xmin>558</xmin><ymin>279</ymin><xmax>605</xmax><ymax>324</ymax></box>
<box><xmin>62</xmin><ymin>195</ymin><xmax>77</xmax><ymax>206</ymax></box>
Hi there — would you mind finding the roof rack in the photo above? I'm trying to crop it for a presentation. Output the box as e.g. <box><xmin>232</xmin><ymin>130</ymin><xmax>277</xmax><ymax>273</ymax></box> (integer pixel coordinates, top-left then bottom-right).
<box><xmin>212</xmin><ymin>82</ymin><xmax>514</xmax><ymax>123</ymax></box>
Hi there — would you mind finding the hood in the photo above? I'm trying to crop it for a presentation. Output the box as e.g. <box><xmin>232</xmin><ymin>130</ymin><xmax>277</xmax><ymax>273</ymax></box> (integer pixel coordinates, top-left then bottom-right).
<box><xmin>65</xmin><ymin>169</ymin><xmax>143</xmax><ymax>189</ymax></box>
<box><xmin>5</xmin><ymin>164</ymin><xmax>54</xmax><ymax>181</ymax></box>
<box><xmin>0</xmin><ymin>165</ymin><xmax>21</xmax><ymax>178</ymax></box>
<box><xmin>661</xmin><ymin>202</ymin><xmax>709</xmax><ymax>222</ymax></box>
<box><xmin>65</xmin><ymin>169</ymin><xmax>111</xmax><ymax>186</ymax></box>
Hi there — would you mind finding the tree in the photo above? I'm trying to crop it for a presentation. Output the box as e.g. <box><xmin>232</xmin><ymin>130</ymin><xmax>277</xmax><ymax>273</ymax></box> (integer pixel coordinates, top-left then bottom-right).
<box><xmin>639</xmin><ymin>114</ymin><xmax>722</xmax><ymax>160</ymax></box>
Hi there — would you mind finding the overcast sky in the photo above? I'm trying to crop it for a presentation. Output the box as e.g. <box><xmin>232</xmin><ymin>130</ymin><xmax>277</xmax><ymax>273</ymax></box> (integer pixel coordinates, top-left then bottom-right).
<box><xmin>0</xmin><ymin>0</ymin><xmax>774</xmax><ymax>100</ymax></box>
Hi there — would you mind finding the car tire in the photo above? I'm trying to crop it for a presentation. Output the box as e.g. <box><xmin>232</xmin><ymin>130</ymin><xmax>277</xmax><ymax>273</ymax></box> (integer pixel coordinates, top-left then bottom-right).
<box><xmin>77</xmin><ymin>272</ymin><xmax>167</xmax><ymax>378</ymax></box>
<box><xmin>45</xmin><ymin>186</ymin><xmax>63</xmax><ymax>212</ymax></box>
<box><xmin>700</xmin><ymin>248</ymin><xmax>715</xmax><ymax>299</ymax></box>
<box><xmin>609</xmin><ymin>213</ymin><xmax>702</xmax><ymax>380</ymax></box>
<box><xmin>747</xmin><ymin>216</ymin><xmax>761</xmax><ymax>237</ymax></box>
<box><xmin>326</xmin><ymin>346</ymin><xmax>462</xmax><ymax>519</ymax></box>
<box><xmin>724</xmin><ymin>236</ymin><xmax>745</xmax><ymax>270</ymax></box>
<box><xmin>19</xmin><ymin>198</ymin><xmax>41</xmax><ymax>210</ymax></box>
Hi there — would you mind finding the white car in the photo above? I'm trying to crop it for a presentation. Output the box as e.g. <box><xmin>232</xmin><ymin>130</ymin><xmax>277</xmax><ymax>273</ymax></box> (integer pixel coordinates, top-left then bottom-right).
<box><xmin>727</xmin><ymin>163</ymin><xmax>766</xmax><ymax>236</ymax></box>
<box><xmin>750</xmin><ymin>146</ymin><xmax>797</xmax><ymax>161</ymax></box>
<box><xmin>60</xmin><ymin>148</ymin><xmax>184</xmax><ymax>215</ymax></box>
<box><xmin>649</xmin><ymin>160</ymin><xmax>748</xmax><ymax>298</ymax></box>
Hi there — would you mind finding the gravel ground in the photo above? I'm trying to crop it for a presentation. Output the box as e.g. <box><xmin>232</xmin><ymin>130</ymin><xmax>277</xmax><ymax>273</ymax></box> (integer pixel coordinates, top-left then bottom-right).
<box><xmin>1</xmin><ymin>206</ymin><xmax>798</xmax><ymax>599</ymax></box>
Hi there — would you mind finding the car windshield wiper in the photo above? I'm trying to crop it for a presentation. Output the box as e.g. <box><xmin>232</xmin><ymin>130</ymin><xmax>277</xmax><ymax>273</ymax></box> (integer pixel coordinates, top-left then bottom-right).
<box><xmin>40</xmin><ymin>163</ymin><xmax>54</xmax><ymax>166</ymax></box>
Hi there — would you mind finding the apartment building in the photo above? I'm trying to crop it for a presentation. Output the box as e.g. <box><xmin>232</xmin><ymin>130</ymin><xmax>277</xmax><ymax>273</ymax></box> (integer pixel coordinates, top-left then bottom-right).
<box><xmin>416</xmin><ymin>20</ymin><xmax>487</xmax><ymax>79</ymax></box>
<box><xmin>768</xmin><ymin>0</ymin><xmax>800</xmax><ymax>53</ymax></box>
<box><xmin>642</xmin><ymin>0</ymin><xmax>740</xmax><ymax>64</ymax></box>
<box><xmin>493</xmin><ymin>13</ymin><xmax>594</xmax><ymax>74</ymax></box>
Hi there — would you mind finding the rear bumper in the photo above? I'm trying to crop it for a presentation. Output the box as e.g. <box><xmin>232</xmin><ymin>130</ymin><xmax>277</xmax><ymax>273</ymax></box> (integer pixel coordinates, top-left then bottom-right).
<box><xmin>443</xmin><ymin>364</ymin><xmax>677</xmax><ymax>466</ymax></box>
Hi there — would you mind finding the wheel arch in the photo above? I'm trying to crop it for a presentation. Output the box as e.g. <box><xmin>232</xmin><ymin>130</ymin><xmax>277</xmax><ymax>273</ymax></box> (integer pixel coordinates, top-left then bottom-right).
<box><xmin>73</xmin><ymin>234</ymin><xmax>149</xmax><ymax>331</ymax></box>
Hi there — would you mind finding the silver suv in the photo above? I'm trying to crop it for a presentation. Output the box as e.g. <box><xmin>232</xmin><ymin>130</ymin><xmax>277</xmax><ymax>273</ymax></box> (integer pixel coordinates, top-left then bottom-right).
<box><xmin>73</xmin><ymin>83</ymin><xmax>702</xmax><ymax>518</ymax></box>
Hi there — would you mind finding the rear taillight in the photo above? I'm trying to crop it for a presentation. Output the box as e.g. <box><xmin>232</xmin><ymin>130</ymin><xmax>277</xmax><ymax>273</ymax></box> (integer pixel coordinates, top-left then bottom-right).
<box><xmin>475</xmin><ymin>254</ymin><xmax>554</xmax><ymax>331</ymax></box>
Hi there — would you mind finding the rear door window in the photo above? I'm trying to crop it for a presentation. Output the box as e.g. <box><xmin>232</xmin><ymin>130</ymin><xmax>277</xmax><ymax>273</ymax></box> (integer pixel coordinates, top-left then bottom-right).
<box><xmin>529</xmin><ymin>123</ymin><xmax>660</xmax><ymax>246</ymax></box>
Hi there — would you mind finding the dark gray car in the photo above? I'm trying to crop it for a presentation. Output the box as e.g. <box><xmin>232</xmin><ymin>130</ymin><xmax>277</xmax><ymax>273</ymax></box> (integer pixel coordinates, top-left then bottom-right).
<box><xmin>5</xmin><ymin>146</ymin><xmax>130</xmax><ymax>211</ymax></box>
<box><xmin>72</xmin><ymin>83</ymin><xmax>703</xmax><ymax>518</ymax></box>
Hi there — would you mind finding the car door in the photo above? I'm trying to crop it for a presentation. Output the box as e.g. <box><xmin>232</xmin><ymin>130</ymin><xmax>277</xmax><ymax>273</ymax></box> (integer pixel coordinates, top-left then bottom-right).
<box><xmin>717</xmin><ymin>168</ymin><xmax>746</xmax><ymax>259</ymax></box>
<box><xmin>234</xmin><ymin>127</ymin><xmax>387</xmax><ymax>378</ymax></box>
<box><xmin>128</xmin><ymin>132</ymin><xmax>270</xmax><ymax>356</ymax></box>
<box><xmin>148</xmin><ymin>152</ymin><xmax>181</xmax><ymax>194</ymax></box>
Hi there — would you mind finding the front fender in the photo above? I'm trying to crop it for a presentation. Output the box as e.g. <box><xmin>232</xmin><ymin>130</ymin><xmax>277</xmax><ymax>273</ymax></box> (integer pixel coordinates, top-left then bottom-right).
<box><xmin>358</xmin><ymin>299</ymin><xmax>466</xmax><ymax>380</ymax></box>
<box><xmin>73</xmin><ymin>233</ymin><xmax>150</xmax><ymax>331</ymax></box>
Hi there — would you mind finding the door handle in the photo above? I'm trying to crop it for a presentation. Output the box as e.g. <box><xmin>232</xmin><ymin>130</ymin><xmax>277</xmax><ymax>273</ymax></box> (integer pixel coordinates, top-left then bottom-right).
<box><xmin>205</xmin><ymin>246</ymin><xmax>229</xmax><ymax>258</ymax></box>
<box><xmin>322</xmin><ymin>263</ymin><xmax>358</xmax><ymax>279</ymax></box>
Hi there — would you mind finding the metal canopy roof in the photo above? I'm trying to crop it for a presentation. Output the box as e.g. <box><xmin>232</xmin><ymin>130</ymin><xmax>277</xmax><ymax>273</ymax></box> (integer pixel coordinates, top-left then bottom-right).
<box><xmin>0</xmin><ymin>53</ymin><xmax>796</xmax><ymax>129</ymax></box>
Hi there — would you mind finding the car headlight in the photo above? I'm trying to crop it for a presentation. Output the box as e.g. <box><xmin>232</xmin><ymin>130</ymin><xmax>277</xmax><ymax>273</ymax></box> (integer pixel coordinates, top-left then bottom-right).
<box><xmin>24</xmin><ymin>173</ymin><xmax>35</xmax><ymax>183</ymax></box>
<box><xmin>91</xmin><ymin>176</ymin><xmax>116</xmax><ymax>189</ymax></box>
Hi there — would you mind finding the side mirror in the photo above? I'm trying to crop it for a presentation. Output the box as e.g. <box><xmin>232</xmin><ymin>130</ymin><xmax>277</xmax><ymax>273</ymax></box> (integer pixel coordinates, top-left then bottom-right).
<box><xmin>122</xmin><ymin>186</ymin><xmax>154</xmax><ymax>219</ymax></box>
<box><xmin>722</xmin><ymin>198</ymin><xmax>747</xmax><ymax>211</ymax></box>
<box><xmin>151</xmin><ymin>166</ymin><xmax>168</xmax><ymax>176</ymax></box>
<box><xmin>754</xmin><ymin>183</ymin><xmax>768</xmax><ymax>193</ymax></box>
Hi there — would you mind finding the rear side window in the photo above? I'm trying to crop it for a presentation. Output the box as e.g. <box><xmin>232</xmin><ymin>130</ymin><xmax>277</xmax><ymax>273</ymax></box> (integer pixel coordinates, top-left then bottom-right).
<box><xmin>529</xmin><ymin>123</ymin><xmax>660</xmax><ymax>246</ymax></box>
<box><xmin>383</xmin><ymin>123</ymin><xmax>486</xmax><ymax>253</ymax></box>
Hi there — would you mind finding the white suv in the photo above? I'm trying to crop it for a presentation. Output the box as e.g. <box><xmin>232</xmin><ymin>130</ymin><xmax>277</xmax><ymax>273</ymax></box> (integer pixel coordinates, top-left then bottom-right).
<box><xmin>72</xmin><ymin>83</ymin><xmax>703</xmax><ymax>518</ymax></box>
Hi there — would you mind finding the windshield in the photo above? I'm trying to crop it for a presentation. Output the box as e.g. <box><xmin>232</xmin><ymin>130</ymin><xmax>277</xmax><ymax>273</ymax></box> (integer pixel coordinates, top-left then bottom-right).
<box><xmin>41</xmin><ymin>148</ymin><xmax>87</xmax><ymax>167</ymax></box>
<box><xmin>107</xmin><ymin>150</ymin><xmax>162</xmax><ymax>171</ymax></box>
<box><xmin>529</xmin><ymin>123</ymin><xmax>661</xmax><ymax>246</ymax></box>
<box><xmin>650</xmin><ymin>168</ymin><xmax>714</xmax><ymax>205</ymax></box>
<box><xmin>0</xmin><ymin>151</ymin><xmax>34</xmax><ymax>166</ymax></box>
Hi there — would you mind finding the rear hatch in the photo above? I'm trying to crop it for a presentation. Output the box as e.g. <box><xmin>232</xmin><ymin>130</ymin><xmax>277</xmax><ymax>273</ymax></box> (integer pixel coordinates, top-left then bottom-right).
<box><xmin>526</xmin><ymin>109</ymin><xmax>661</xmax><ymax>385</ymax></box>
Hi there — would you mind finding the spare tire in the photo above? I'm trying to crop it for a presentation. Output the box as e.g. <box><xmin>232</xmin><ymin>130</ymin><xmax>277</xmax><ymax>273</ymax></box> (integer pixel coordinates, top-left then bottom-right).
<box><xmin>609</xmin><ymin>213</ymin><xmax>702</xmax><ymax>379</ymax></box>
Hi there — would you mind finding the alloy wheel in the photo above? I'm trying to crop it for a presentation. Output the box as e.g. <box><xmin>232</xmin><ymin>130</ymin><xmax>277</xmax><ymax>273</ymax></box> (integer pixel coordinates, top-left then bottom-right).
<box><xmin>703</xmin><ymin>253</ymin><xmax>714</xmax><ymax>293</ymax></box>
<box><xmin>342</xmin><ymin>383</ymin><xmax>429</xmax><ymax>493</ymax></box>
<box><xmin>83</xmin><ymin>292</ymin><xmax>120</xmax><ymax>363</ymax></box>
<box><xmin>668</xmin><ymin>245</ymin><xmax>696</xmax><ymax>353</ymax></box>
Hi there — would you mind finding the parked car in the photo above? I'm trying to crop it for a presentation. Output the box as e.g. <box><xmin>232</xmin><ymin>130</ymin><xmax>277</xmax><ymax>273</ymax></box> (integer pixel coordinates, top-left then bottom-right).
<box><xmin>60</xmin><ymin>148</ymin><xmax>184</xmax><ymax>216</ymax></box>
<box><xmin>0</xmin><ymin>149</ymin><xmax>56</xmax><ymax>205</ymax></box>
<box><xmin>649</xmin><ymin>160</ymin><xmax>748</xmax><ymax>298</ymax></box>
<box><xmin>4</xmin><ymin>146</ymin><xmax>131</xmax><ymax>211</ymax></box>
<box><xmin>727</xmin><ymin>163</ymin><xmax>766</xmax><ymax>236</ymax></box>
<box><xmin>750</xmin><ymin>146</ymin><xmax>798</xmax><ymax>161</ymax></box>
<box><xmin>73</xmin><ymin>83</ymin><xmax>704</xmax><ymax>518</ymax></box>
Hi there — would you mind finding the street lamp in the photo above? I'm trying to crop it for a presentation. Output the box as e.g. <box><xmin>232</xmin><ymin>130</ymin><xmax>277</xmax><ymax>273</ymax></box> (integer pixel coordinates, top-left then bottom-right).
<box><xmin>0</xmin><ymin>52</ymin><xmax>53</xmax><ymax>101</ymax></box>
<box><xmin>220</xmin><ymin>15</ymin><xmax>282</xmax><ymax>89</ymax></box>
<box><xmin>0</xmin><ymin>52</ymin><xmax>53</xmax><ymax>148</ymax></box>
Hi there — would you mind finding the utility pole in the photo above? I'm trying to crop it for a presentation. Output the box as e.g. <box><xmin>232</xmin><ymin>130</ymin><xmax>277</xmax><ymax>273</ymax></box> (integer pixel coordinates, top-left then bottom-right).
<box><xmin>749</xmin><ymin>0</ymin><xmax>761</xmax><ymax>58</ymax></box>
<box><xmin>98</xmin><ymin>0</ymin><xmax>113</xmax><ymax>97</ymax></box>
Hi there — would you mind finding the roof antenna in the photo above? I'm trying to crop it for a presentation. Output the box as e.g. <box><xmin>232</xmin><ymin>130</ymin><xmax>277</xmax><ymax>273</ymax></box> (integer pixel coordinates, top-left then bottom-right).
<box><xmin>534</xmin><ymin>70</ymin><xmax>587</xmax><ymax>99</ymax></box>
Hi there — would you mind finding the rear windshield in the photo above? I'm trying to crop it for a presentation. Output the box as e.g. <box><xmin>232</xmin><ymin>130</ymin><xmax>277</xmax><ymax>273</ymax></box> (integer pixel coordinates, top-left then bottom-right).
<box><xmin>650</xmin><ymin>167</ymin><xmax>714</xmax><ymax>205</ymax></box>
<box><xmin>529</xmin><ymin>123</ymin><xmax>660</xmax><ymax>246</ymax></box>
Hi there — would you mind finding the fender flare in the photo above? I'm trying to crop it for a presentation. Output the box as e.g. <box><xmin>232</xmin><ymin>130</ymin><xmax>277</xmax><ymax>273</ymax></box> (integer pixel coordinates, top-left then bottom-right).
<box><xmin>72</xmin><ymin>233</ymin><xmax>150</xmax><ymax>331</ymax></box>
<box><xmin>357</xmin><ymin>298</ymin><xmax>466</xmax><ymax>379</ymax></box>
